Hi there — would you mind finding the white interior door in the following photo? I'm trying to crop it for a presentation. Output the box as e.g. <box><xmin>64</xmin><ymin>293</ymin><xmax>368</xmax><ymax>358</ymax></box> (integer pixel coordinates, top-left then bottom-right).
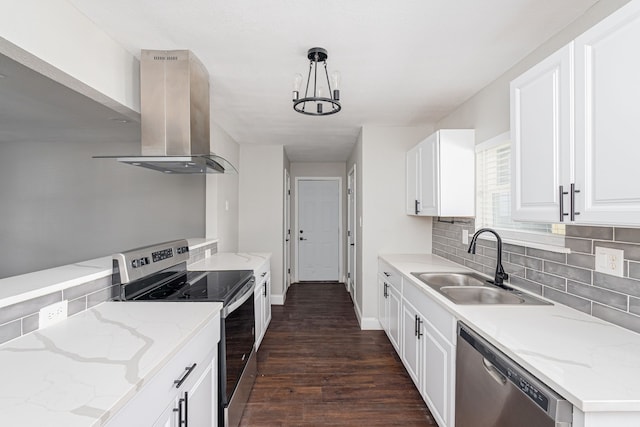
<box><xmin>297</xmin><ymin>179</ymin><xmax>340</xmax><ymax>281</ymax></box>
<box><xmin>347</xmin><ymin>166</ymin><xmax>356</xmax><ymax>300</ymax></box>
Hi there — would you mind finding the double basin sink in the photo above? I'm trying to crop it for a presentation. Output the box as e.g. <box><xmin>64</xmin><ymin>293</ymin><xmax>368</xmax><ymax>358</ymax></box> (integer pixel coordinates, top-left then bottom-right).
<box><xmin>411</xmin><ymin>272</ymin><xmax>551</xmax><ymax>305</ymax></box>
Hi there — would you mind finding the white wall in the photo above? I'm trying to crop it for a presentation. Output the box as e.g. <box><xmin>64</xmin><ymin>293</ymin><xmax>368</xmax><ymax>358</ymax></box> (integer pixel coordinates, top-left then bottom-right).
<box><xmin>436</xmin><ymin>0</ymin><xmax>632</xmax><ymax>141</ymax></box>
<box><xmin>0</xmin><ymin>0</ymin><xmax>140</xmax><ymax>119</ymax></box>
<box><xmin>348</xmin><ymin>125</ymin><xmax>436</xmax><ymax>328</ymax></box>
<box><xmin>289</xmin><ymin>162</ymin><xmax>347</xmax><ymax>281</ymax></box>
<box><xmin>207</xmin><ymin>123</ymin><xmax>240</xmax><ymax>252</ymax></box>
<box><xmin>239</xmin><ymin>145</ymin><xmax>287</xmax><ymax>303</ymax></box>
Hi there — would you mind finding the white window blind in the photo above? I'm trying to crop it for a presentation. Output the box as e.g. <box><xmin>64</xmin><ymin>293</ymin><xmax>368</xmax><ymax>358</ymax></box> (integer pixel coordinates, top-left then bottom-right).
<box><xmin>475</xmin><ymin>133</ymin><xmax>564</xmax><ymax>241</ymax></box>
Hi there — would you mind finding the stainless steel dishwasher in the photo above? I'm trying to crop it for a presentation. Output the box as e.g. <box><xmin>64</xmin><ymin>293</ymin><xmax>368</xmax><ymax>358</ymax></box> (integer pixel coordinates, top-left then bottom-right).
<box><xmin>455</xmin><ymin>323</ymin><xmax>573</xmax><ymax>427</ymax></box>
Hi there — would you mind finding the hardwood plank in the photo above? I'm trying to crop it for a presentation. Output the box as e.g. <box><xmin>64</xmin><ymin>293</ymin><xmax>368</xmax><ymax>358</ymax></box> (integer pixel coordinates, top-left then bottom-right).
<box><xmin>240</xmin><ymin>282</ymin><xmax>437</xmax><ymax>426</ymax></box>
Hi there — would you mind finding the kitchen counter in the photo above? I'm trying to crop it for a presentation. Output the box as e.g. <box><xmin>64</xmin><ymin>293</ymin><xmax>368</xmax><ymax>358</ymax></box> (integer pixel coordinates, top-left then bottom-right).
<box><xmin>0</xmin><ymin>301</ymin><xmax>222</xmax><ymax>426</ymax></box>
<box><xmin>189</xmin><ymin>252</ymin><xmax>271</xmax><ymax>272</ymax></box>
<box><xmin>380</xmin><ymin>253</ymin><xmax>640</xmax><ymax>414</ymax></box>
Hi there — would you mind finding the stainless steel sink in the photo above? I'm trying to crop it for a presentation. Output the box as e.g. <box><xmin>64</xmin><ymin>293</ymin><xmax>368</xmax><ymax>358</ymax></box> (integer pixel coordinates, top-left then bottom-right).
<box><xmin>440</xmin><ymin>286</ymin><xmax>525</xmax><ymax>304</ymax></box>
<box><xmin>411</xmin><ymin>272</ymin><xmax>551</xmax><ymax>306</ymax></box>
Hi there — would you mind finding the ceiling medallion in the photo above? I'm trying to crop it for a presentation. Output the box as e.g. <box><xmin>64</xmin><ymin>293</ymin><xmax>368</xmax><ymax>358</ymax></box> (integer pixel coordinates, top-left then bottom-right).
<box><xmin>292</xmin><ymin>47</ymin><xmax>341</xmax><ymax>116</ymax></box>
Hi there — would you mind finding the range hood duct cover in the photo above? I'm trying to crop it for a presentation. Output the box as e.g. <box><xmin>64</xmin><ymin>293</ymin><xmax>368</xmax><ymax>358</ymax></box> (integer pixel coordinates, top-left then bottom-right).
<box><xmin>96</xmin><ymin>49</ymin><xmax>236</xmax><ymax>174</ymax></box>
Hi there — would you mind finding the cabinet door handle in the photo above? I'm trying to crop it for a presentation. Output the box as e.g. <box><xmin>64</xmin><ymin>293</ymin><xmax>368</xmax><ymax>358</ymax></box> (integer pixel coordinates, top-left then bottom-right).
<box><xmin>570</xmin><ymin>183</ymin><xmax>581</xmax><ymax>221</ymax></box>
<box><xmin>383</xmin><ymin>282</ymin><xmax>388</xmax><ymax>298</ymax></box>
<box><xmin>559</xmin><ymin>185</ymin><xmax>569</xmax><ymax>222</ymax></box>
<box><xmin>184</xmin><ymin>391</ymin><xmax>189</xmax><ymax>427</ymax></box>
<box><xmin>414</xmin><ymin>314</ymin><xmax>419</xmax><ymax>337</ymax></box>
<box><xmin>174</xmin><ymin>363</ymin><xmax>197</xmax><ymax>388</ymax></box>
<box><xmin>416</xmin><ymin>317</ymin><xmax>423</xmax><ymax>339</ymax></box>
<box><xmin>415</xmin><ymin>199</ymin><xmax>420</xmax><ymax>215</ymax></box>
<box><xmin>173</xmin><ymin>396</ymin><xmax>185</xmax><ymax>425</ymax></box>
<box><xmin>263</xmin><ymin>282</ymin><xmax>267</xmax><ymax>296</ymax></box>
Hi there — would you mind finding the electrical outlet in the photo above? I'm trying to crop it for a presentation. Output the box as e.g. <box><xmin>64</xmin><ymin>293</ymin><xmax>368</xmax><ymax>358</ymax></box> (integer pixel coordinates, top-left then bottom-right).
<box><xmin>462</xmin><ymin>230</ymin><xmax>469</xmax><ymax>245</ymax></box>
<box><xmin>595</xmin><ymin>246</ymin><xmax>624</xmax><ymax>277</ymax></box>
<box><xmin>39</xmin><ymin>300</ymin><xmax>68</xmax><ymax>329</ymax></box>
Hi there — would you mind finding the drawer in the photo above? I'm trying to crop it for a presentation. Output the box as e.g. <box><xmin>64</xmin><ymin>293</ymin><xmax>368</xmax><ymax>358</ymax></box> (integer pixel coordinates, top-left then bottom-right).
<box><xmin>378</xmin><ymin>259</ymin><xmax>402</xmax><ymax>290</ymax></box>
<box><xmin>404</xmin><ymin>279</ymin><xmax>456</xmax><ymax>345</ymax></box>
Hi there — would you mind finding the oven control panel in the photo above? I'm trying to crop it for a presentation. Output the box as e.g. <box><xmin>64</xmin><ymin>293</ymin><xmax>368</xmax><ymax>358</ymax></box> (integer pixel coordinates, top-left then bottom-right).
<box><xmin>131</xmin><ymin>257</ymin><xmax>150</xmax><ymax>269</ymax></box>
<box><xmin>152</xmin><ymin>248</ymin><xmax>174</xmax><ymax>262</ymax></box>
<box><xmin>113</xmin><ymin>239</ymin><xmax>191</xmax><ymax>284</ymax></box>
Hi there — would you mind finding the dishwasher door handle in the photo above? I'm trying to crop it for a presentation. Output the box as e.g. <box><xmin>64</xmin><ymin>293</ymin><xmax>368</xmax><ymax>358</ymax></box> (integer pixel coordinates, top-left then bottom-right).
<box><xmin>482</xmin><ymin>357</ymin><xmax>507</xmax><ymax>385</ymax></box>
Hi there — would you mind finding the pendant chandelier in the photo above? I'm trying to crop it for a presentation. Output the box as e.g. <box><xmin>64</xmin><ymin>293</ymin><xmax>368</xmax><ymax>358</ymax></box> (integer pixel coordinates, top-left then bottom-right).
<box><xmin>292</xmin><ymin>47</ymin><xmax>341</xmax><ymax>116</ymax></box>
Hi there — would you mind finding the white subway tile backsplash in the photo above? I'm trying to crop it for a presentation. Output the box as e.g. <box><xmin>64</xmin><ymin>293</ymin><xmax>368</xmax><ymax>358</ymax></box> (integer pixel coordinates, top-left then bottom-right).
<box><xmin>433</xmin><ymin>219</ymin><xmax>640</xmax><ymax>334</ymax></box>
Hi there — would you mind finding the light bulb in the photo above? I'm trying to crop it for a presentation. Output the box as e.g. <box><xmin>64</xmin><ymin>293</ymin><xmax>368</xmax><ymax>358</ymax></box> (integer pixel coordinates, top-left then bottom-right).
<box><xmin>293</xmin><ymin>73</ymin><xmax>303</xmax><ymax>91</ymax></box>
<box><xmin>331</xmin><ymin>71</ymin><xmax>341</xmax><ymax>90</ymax></box>
<box><xmin>317</xmin><ymin>87</ymin><xmax>324</xmax><ymax>98</ymax></box>
<box><xmin>292</xmin><ymin>73</ymin><xmax>303</xmax><ymax>101</ymax></box>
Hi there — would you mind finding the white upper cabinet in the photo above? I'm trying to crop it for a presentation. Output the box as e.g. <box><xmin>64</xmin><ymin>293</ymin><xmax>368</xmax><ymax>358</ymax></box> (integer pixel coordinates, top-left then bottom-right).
<box><xmin>574</xmin><ymin>1</ymin><xmax>640</xmax><ymax>225</ymax></box>
<box><xmin>511</xmin><ymin>43</ymin><xmax>573</xmax><ymax>223</ymax></box>
<box><xmin>406</xmin><ymin>129</ymin><xmax>475</xmax><ymax>217</ymax></box>
<box><xmin>511</xmin><ymin>0</ymin><xmax>640</xmax><ymax>226</ymax></box>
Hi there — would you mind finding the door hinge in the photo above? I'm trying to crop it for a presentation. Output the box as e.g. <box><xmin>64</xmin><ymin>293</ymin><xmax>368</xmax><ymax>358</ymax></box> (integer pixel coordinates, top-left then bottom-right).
<box><xmin>348</xmin><ymin>188</ymin><xmax>352</xmax><ymax>195</ymax></box>
<box><xmin>288</xmin><ymin>189</ymin><xmax>291</xmax><ymax>195</ymax></box>
<box><xmin>347</xmin><ymin>230</ymin><xmax>351</xmax><ymax>237</ymax></box>
<box><xmin>288</xmin><ymin>268</ymin><xmax>291</xmax><ymax>274</ymax></box>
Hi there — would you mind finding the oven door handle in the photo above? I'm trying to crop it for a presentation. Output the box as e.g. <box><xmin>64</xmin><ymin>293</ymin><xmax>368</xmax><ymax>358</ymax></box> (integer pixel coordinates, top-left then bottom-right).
<box><xmin>222</xmin><ymin>279</ymin><xmax>256</xmax><ymax>318</ymax></box>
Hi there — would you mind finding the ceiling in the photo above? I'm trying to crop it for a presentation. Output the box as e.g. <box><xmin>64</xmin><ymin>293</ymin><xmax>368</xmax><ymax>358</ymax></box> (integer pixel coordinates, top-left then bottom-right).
<box><xmin>4</xmin><ymin>0</ymin><xmax>600</xmax><ymax>161</ymax></box>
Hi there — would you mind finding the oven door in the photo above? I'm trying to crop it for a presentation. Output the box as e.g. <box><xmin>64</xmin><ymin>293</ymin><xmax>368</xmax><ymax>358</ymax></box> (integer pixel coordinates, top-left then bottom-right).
<box><xmin>219</xmin><ymin>279</ymin><xmax>256</xmax><ymax>427</ymax></box>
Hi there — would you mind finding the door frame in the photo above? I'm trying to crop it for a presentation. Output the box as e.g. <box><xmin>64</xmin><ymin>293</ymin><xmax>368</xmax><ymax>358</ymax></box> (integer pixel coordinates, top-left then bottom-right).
<box><xmin>283</xmin><ymin>169</ymin><xmax>291</xmax><ymax>293</ymax></box>
<box><xmin>294</xmin><ymin>176</ymin><xmax>343</xmax><ymax>282</ymax></box>
<box><xmin>347</xmin><ymin>164</ymin><xmax>357</xmax><ymax>301</ymax></box>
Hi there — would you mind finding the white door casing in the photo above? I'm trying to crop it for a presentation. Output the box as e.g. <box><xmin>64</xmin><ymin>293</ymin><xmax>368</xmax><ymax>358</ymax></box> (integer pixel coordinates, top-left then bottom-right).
<box><xmin>283</xmin><ymin>169</ymin><xmax>291</xmax><ymax>291</ymax></box>
<box><xmin>347</xmin><ymin>165</ymin><xmax>356</xmax><ymax>300</ymax></box>
<box><xmin>296</xmin><ymin>178</ymin><xmax>342</xmax><ymax>281</ymax></box>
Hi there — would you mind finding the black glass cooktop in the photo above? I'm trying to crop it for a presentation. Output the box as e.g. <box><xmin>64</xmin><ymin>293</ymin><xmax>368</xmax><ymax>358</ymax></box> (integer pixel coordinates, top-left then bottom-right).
<box><xmin>124</xmin><ymin>269</ymin><xmax>253</xmax><ymax>304</ymax></box>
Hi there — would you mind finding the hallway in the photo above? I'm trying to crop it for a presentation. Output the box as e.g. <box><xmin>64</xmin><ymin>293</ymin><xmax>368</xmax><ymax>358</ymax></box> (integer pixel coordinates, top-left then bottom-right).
<box><xmin>240</xmin><ymin>282</ymin><xmax>436</xmax><ymax>426</ymax></box>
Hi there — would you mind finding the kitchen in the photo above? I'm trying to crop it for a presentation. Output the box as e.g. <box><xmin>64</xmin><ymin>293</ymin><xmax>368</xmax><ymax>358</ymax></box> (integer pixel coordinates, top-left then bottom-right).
<box><xmin>1</xmin><ymin>0</ymin><xmax>640</xmax><ymax>426</ymax></box>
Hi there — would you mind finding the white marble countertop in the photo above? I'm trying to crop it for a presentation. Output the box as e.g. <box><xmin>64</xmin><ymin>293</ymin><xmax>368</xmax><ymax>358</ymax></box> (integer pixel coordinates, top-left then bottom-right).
<box><xmin>380</xmin><ymin>253</ymin><xmax>640</xmax><ymax>413</ymax></box>
<box><xmin>189</xmin><ymin>252</ymin><xmax>271</xmax><ymax>272</ymax></box>
<box><xmin>0</xmin><ymin>301</ymin><xmax>222</xmax><ymax>426</ymax></box>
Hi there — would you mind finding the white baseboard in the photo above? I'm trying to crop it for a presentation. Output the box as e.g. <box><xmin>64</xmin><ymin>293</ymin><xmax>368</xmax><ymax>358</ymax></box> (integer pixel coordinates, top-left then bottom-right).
<box><xmin>359</xmin><ymin>317</ymin><xmax>383</xmax><ymax>330</ymax></box>
<box><xmin>271</xmin><ymin>293</ymin><xmax>285</xmax><ymax>305</ymax></box>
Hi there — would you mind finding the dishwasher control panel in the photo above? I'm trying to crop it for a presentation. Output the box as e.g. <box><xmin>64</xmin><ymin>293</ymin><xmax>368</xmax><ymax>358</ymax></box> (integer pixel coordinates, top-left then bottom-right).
<box><xmin>506</xmin><ymin>367</ymin><xmax>549</xmax><ymax>411</ymax></box>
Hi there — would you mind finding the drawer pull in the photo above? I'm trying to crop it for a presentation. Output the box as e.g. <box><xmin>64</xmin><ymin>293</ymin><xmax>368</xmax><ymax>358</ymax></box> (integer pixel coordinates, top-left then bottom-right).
<box><xmin>174</xmin><ymin>363</ymin><xmax>197</xmax><ymax>388</ymax></box>
<box><xmin>383</xmin><ymin>272</ymin><xmax>391</xmax><ymax>277</ymax></box>
<box><xmin>261</xmin><ymin>272</ymin><xmax>267</xmax><ymax>277</ymax></box>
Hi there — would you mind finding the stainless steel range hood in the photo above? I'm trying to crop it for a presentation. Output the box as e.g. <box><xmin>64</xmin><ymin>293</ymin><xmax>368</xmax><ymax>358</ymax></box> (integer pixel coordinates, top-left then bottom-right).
<box><xmin>95</xmin><ymin>50</ymin><xmax>236</xmax><ymax>174</ymax></box>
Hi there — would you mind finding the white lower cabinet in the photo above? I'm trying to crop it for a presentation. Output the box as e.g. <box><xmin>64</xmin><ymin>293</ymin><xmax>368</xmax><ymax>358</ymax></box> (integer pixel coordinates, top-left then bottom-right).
<box><xmin>106</xmin><ymin>313</ymin><xmax>220</xmax><ymax>427</ymax></box>
<box><xmin>254</xmin><ymin>260</ymin><xmax>272</xmax><ymax>350</ymax></box>
<box><xmin>401</xmin><ymin>298</ymin><xmax>422</xmax><ymax>387</ymax></box>
<box><xmin>379</xmin><ymin>258</ymin><xmax>457</xmax><ymax>427</ymax></box>
<box><xmin>153</xmin><ymin>358</ymin><xmax>216</xmax><ymax>427</ymax></box>
<box><xmin>379</xmin><ymin>273</ymin><xmax>401</xmax><ymax>352</ymax></box>
<box><xmin>422</xmin><ymin>318</ymin><xmax>455</xmax><ymax>427</ymax></box>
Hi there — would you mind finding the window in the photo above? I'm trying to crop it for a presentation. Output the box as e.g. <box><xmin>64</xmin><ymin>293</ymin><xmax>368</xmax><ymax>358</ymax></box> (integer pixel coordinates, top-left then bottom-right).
<box><xmin>475</xmin><ymin>132</ymin><xmax>565</xmax><ymax>248</ymax></box>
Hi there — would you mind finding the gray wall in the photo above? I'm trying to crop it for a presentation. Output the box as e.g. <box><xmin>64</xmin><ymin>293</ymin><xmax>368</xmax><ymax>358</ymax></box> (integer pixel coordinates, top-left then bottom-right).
<box><xmin>434</xmin><ymin>219</ymin><xmax>640</xmax><ymax>334</ymax></box>
<box><xmin>0</xmin><ymin>139</ymin><xmax>205</xmax><ymax>278</ymax></box>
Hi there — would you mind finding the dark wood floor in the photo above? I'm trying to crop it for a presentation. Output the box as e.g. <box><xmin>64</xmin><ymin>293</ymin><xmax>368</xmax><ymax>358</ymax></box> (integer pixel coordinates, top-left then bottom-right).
<box><xmin>239</xmin><ymin>282</ymin><xmax>436</xmax><ymax>426</ymax></box>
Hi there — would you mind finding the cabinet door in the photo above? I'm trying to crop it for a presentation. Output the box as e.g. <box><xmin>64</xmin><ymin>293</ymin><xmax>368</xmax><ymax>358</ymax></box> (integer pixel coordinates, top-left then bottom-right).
<box><xmin>406</xmin><ymin>145</ymin><xmax>421</xmax><ymax>215</ymax></box>
<box><xmin>387</xmin><ymin>284</ymin><xmax>401</xmax><ymax>352</ymax></box>
<box><xmin>378</xmin><ymin>276</ymin><xmax>388</xmax><ymax>331</ymax></box>
<box><xmin>511</xmin><ymin>43</ymin><xmax>573</xmax><ymax>223</ymax></box>
<box><xmin>185</xmin><ymin>360</ymin><xmax>216</xmax><ymax>427</ymax></box>
<box><xmin>254</xmin><ymin>285</ymin><xmax>264</xmax><ymax>349</ymax></box>
<box><xmin>574</xmin><ymin>1</ymin><xmax>640</xmax><ymax>225</ymax></box>
<box><xmin>422</xmin><ymin>321</ymin><xmax>454</xmax><ymax>427</ymax></box>
<box><xmin>400</xmin><ymin>300</ymin><xmax>421</xmax><ymax>388</ymax></box>
<box><xmin>264</xmin><ymin>275</ymin><xmax>272</xmax><ymax>327</ymax></box>
<box><xmin>419</xmin><ymin>133</ymin><xmax>439</xmax><ymax>216</ymax></box>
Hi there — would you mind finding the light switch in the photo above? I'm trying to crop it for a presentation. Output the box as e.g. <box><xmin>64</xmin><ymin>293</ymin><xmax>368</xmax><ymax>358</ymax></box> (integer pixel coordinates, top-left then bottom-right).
<box><xmin>595</xmin><ymin>246</ymin><xmax>624</xmax><ymax>277</ymax></box>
